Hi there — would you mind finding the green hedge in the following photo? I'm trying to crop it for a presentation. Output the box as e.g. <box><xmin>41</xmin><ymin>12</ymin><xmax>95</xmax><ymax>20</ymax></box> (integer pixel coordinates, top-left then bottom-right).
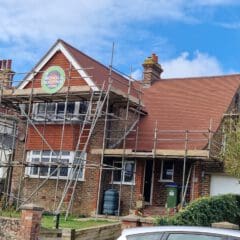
<box><xmin>155</xmin><ymin>194</ymin><xmax>240</xmax><ymax>226</ymax></box>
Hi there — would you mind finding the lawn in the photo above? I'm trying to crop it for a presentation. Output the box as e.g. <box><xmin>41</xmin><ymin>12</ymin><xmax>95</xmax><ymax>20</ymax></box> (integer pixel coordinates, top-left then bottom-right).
<box><xmin>0</xmin><ymin>210</ymin><xmax>116</xmax><ymax>229</ymax></box>
<box><xmin>0</xmin><ymin>210</ymin><xmax>20</xmax><ymax>218</ymax></box>
<box><xmin>42</xmin><ymin>215</ymin><xmax>115</xmax><ymax>229</ymax></box>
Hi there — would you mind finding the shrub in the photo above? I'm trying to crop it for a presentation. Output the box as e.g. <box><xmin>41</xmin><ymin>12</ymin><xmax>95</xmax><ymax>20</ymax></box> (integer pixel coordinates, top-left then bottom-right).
<box><xmin>155</xmin><ymin>194</ymin><xmax>240</xmax><ymax>226</ymax></box>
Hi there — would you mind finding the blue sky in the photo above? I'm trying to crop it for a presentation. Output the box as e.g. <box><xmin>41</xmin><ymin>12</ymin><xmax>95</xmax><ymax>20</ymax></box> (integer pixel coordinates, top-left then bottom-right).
<box><xmin>1</xmin><ymin>0</ymin><xmax>240</xmax><ymax>81</ymax></box>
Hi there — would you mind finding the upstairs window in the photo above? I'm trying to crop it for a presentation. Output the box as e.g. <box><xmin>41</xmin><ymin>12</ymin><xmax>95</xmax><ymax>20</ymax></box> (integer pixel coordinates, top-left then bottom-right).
<box><xmin>79</xmin><ymin>101</ymin><xmax>88</xmax><ymax>114</ymax></box>
<box><xmin>34</xmin><ymin>101</ymin><xmax>89</xmax><ymax>121</ymax></box>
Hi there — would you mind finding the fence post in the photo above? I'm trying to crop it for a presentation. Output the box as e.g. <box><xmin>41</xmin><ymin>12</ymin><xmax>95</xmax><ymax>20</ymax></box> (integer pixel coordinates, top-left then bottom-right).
<box><xmin>62</xmin><ymin>228</ymin><xmax>75</xmax><ymax>240</ymax></box>
<box><xmin>19</xmin><ymin>203</ymin><xmax>44</xmax><ymax>240</ymax></box>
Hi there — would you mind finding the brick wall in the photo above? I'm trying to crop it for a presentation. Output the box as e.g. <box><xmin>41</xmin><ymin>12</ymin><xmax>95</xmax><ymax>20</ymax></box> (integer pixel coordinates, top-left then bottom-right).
<box><xmin>17</xmin><ymin>114</ymin><xmax>105</xmax><ymax>216</ymax></box>
<box><xmin>26</xmin><ymin>124</ymin><xmax>89</xmax><ymax>151</ymax></box>
<box><xmin>19</xmin><ymin>204</ymin><xmax>43</xmax><ymax>240</ymax></box>
<box><xmin>100</xmin><ymin>158</ymin><xmax>145</xmax><ymax>216</ymax></box>
<box><xmin>74</xmin><ymin>223</ymin><xmax>121</xmax><ymax>240</ymax></box>
<box><xmin>152</xmin><ymin>159</ymin><xmax>192</xmax><ymax>206</ymax></box>
<box><xmin>0</xmin><ymin>204</ymin><xmax>43</xmax><ymax>240</ymax></box>
<box><xmin>10</xmin><ymin>48</ymin><xmax>140</xmax><ymax>217</ymax></box>
<box><xmin>25</xmin><ymin>51</ymin><xmax>88</xmax><ymax>88</ymax></box>
<box><xmin>107</xmin><ymin>103</ymin><xmax>139</xmax><ymax>148</ymax></box>
<box><xmin>10</xmin><ymin>120</ymin><xmax>26</xmax><ymax>206</ymax></box>
<box><xmin>40</xmin><ymin>223</ymin><xmax>121</xmax><ymax>240</ymax></box>
<box><xmin>100</xmin><ymin>158</ymin><xmax>208</xmax><ymax>215</ymax></box>
<box><xmin>190</xmin><ymin>161</ymin><xmax>202</xmax><ymax>200</ymax></box>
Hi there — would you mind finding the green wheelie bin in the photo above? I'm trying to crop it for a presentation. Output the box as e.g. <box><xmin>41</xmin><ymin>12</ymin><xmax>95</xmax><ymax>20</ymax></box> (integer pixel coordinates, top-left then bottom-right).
<box><xmin>166</xmin><ymin>183</ymin><xmax>178</xmax><ymax>208</ymax></box>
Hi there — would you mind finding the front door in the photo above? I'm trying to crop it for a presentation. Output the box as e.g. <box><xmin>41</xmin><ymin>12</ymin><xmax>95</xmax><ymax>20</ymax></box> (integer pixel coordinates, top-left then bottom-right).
<box><xmin>144</xmin><ymin>160</ymin><xmax>153</xmax><ymax>203</ymax></box>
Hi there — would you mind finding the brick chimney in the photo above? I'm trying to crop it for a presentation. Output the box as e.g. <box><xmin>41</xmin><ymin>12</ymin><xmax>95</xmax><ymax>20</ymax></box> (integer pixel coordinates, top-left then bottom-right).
<box><xmin>142</xmin><ymin>53</ymin><xmax>163</xmax><ymax>87</ymax></box>
<box><xmin>0</xmin><ymin>59</ymin><xmax>14</xmax><ymax>88</ymax></box>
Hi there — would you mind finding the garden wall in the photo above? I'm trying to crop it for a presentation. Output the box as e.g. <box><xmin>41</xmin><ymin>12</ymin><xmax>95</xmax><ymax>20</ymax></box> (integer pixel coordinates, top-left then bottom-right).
<box><xmin>40</xmin><ymin>223</ymin><xmax>121</xmax><ymax>240</ymax></box>
<box><xmin>0</xmin><ymin>217</ymin><xmax>20</xmax><ymax>240</ymax></box>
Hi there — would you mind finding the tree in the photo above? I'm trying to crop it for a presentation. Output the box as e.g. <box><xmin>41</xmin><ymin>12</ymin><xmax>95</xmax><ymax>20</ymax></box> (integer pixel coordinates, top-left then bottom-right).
<box><xmin>221</xmin><ymin>117</ymin><xmax>240</xmax><ymax>178</ymax></box>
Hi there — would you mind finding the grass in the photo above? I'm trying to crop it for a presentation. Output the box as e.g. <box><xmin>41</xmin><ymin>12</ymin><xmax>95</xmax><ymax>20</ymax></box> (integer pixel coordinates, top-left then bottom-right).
<box><xmin>42</xmin><ymin>215</ymin><xmax>115</xmax><ymax>229</ymax></box>
<box><xmin>0</xmin><ymin>209</ymin><xmax>116</xmax><ymax>229</ymax></box>
<box><xmin>0</xmin><ymin>209</ymin><xmax>20</xmax><ymax>218</ymax></box>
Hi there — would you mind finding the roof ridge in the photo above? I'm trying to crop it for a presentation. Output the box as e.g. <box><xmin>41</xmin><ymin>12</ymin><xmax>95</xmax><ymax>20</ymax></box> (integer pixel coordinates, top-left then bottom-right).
<box><xmin>161</xmin><ymin>73</ymin><xmax>240</xmax><ymax>82</ymax></box>
<box><xmin>59</xmin><ymin>39</ymin><xmax>130</xmax><ymax>82</ymax></box>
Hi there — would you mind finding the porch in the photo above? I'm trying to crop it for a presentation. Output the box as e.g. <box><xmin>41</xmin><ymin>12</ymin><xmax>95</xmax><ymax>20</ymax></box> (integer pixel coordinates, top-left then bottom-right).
<box><xmin>97</xmin><ymin>153</ymin><xmax>209</xmax><ymax>217</ymax></box>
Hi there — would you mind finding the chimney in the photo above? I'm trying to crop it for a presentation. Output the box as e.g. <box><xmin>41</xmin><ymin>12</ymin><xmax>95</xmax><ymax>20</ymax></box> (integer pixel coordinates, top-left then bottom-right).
<box><xmin>0</xmin><ymin>60</ymin><xmax>14</xmax><ymax>88</ymax></box>
<box><xmin>142</xmin><ymin>53</ymin><xmax>163</xmax><ymax>87</ymax></box>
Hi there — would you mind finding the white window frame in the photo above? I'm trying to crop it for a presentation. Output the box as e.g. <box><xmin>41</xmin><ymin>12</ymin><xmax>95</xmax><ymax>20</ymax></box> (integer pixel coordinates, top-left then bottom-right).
<box><xmin>112</xmin><ymin>160</ymin><xmax>136</xmax><ymax>185</ymax></box>
<box><xmin>26</xmin><ymin>150</ymin><xmax>86</xmax><ymax>181</ymax></box>
<box><xmin>33</xmin><ymin>101</ymin><xmax>88</xmax><ymax>121</ymax></box>
<box><xmin>160</xmin><ymin>160</ymin><xmax>174</xmax><ymax>182</ymax></box>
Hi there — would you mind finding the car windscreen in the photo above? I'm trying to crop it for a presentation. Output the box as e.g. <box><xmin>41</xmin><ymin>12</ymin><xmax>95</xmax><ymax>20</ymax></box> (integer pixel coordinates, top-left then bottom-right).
<box><xmin>127</xmin><ymin>232</ymin><xmax>163</xmax><ymax>240</ymax></box>
<box><xmin>167</xmin><ymin>233</ymin><xmax>223</xmax><ymax>240</ymax></box>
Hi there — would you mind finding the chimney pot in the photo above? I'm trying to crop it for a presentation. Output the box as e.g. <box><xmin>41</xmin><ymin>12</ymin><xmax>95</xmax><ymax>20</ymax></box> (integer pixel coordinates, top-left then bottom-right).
<box><xmin>152</xmin><ymin>53</ymin><xmax>158</xmax><ymax>63</ymax></box>
<box><xmin>142</xmin><ymin>54</ymin><xmax>163</xmax><ymax>87</ymax></box>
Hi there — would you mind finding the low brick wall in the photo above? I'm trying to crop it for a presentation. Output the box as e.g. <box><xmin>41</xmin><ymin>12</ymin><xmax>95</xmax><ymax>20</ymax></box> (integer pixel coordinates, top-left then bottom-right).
<box><xmin>121</xmin><ymin>215</ymin><xmax>154</xmax><ymax>229</ymax></box>
<box><xmin>40</xmin><ymin>228</ymin><xmax>61</xmax><ymax>240</ymax></box>
<box><xmin>74</xmin><ymin>223</ymin><xmax>121</xmax><ymax>240</ymax></box>
<box><xmin>39</xmin><ymin>223</ymin><xmax>121</xmax><ymax>240</ymax></box>
<box><xmin>0</xmin><ymin>216</ymin><xmax>20</xmax><ymax>240</ymax></box>
<box><xmin>0</xmin><ymin>214</ymin><xmax>121</xmax><ymax>240</ymax></box>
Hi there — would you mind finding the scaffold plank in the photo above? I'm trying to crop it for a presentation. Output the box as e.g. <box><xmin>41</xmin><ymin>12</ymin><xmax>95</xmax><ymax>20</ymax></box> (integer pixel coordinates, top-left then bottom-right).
<box><xmin>91</xmin><ymin>148</ymin><xmax>209</xmax><ymax>159</ymax></box>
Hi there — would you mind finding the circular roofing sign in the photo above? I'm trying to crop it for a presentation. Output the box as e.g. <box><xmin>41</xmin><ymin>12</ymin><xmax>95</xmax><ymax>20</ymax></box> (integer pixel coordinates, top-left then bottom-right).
<box><xmin>41</xmin><ymin>66</ymin><xmax>65</xmax><ymax>93</ymax></box>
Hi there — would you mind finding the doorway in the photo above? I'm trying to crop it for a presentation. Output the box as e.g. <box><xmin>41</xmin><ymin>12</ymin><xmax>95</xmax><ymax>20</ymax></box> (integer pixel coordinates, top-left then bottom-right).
<box><xmin>143</xmin><ymin>160</ymin><xmax>153</xmax><ymax>204</ymax></box>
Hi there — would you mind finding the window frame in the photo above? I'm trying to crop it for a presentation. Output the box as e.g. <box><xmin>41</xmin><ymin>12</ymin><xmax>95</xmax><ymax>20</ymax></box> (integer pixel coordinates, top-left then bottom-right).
<box><xmin>26</xmin><ymin>150</ymin><xmax>86</xmax><ymax>181</ymax></box>
<box><xmin>159</xmin><ymin>160</ymin><xmax>174</xmax><ymax>182</ymax></box>
<box><xmin>33</xmin><ymin>101</ymin><xmax>88</xmax><ymax>121</ymax></box>
<box><xmin>126</xmin><ymin>232</ymin><xmax>163</xmax><ymax>240</ymax></box>
<box><xmin>163</xmin><ymin>232</ymin><xmax>227</xmax><ymax>240</ymax></box>
<box><xmin>112</xmin><ymin>160</ymin><xmax>136</xmax><ymax>185</ymax></box>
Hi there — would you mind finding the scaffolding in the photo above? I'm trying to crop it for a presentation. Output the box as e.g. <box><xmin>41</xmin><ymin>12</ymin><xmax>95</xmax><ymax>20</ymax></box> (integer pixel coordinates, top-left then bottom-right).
<box><xmin>0</xmin><ymin>57</ymin><xmax>144</xmax><ymax>217</ymax></box>
<box><xmin>0</xmin><ymin>58</ymin><xmax>215</xmax><ymax>218</ymax></box>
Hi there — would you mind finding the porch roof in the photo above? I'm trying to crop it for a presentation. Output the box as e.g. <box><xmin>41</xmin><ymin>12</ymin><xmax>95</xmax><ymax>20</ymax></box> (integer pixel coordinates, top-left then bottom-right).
<box><xmin>91</xmin><ymin>148</ymin><xmax>209</xmax><ymax>159</ymax></box>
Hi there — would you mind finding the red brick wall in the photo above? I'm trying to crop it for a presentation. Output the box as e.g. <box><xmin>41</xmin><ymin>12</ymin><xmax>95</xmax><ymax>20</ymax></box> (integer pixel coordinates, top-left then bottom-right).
<box><xmin>190</xmin><ymin>161</ymin><xmax>202</xmax><ymax>200</ymax></box>
<box><xmin>25</xmin><ymin>51</ymin><xmax>87</xmax><ymax>88</ymax></box>
<box><xmin>100</xmin><ymin>158</ymin><xmax>145</xmax><ymax>215</ymax></box>
<box><xmin>11</xmin><ymin>49</ymin><xmax>142</xmax><ymax>216</ymax></box>
<box><xmin>151</xmin><ymin>159</ymin><xmax>192</xmax><ymax>207</ymax></box>
<box><xmin>26</xmin><ymin>124</ymin><xmax>89</xmax><ymax>151</ymax></box>
<box><xmin>10</xmin><ymin>50</ymin><xmax>103</xmax><ymax>216</ymax></box>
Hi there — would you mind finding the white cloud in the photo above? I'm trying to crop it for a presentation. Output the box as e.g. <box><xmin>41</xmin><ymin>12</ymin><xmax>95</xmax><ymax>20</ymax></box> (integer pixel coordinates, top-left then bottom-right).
<box><xmin>218</xmin><ymin>22</ymin><xmax>240</xmax><ymax>29</ymax></box>
<box><xmin>0</xmin><ymin>0</ymin><xmax>239</xmax><ymax>76</ymax></box>
<box><xmin>128</xmin><ymin>51</ymin><xmax>233</xmax><ymax>80</ymax></box>
<box><xmin>0</xmin><ymin>0</ymin><xmax>189</xmax><ymax>73</ymax></box>
<box><xmin>192</xmin><ymin>0</ymin><xmax>239</xmax><ymax>6</ymax></box>
<box><xmin>162</xmin><ymin>51</ymin><xmax>225</xmax><ymax>78</ymax></box>
<box><xmin>131</xmin><ymin>69</ymin><xmax>142</xmax><ymax>81</ymax></box>
<box><xmin>0</xmin><ymin>0</ymin><xmax>189</xmax><ymax>43</ymax></box>
<box><xmin>0</xmin><ymin>1</ymin><xmax>237</xmax><ymax>45</ymax></box>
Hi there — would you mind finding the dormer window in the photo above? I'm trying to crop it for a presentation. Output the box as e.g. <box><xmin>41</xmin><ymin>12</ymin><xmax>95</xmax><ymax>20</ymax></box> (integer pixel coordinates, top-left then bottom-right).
<box><xmin>34</xmin><ymin>101</ymin><xmax>88</xmax><ymax>121</ymax></box>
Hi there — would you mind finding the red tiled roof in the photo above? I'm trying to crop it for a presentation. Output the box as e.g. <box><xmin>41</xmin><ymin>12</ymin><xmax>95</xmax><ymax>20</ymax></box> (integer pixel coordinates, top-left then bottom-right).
<box><xmin>61</xmin><ymin>40</ymin><xmax>140</xmax><ymax>99</ymax></box>
<box><xmin>134</xmin><ymin>75</ymin><xmax>240</xmax><ymax>150</ymax></box>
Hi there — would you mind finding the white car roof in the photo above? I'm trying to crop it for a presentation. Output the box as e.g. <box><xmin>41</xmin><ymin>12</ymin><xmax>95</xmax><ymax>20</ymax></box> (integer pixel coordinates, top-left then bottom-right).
<box><xmin>121</xmin><ymin>226</ymin><xmax>240</xmax><ymax>238</ymax></box>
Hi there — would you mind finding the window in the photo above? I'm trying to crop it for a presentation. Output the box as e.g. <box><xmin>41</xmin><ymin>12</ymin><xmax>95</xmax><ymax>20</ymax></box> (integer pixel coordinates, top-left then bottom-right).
<box><xmin>112</xmin><ymin>160</ymin><xmax>135</xmax><ymax>184</ymax></box>
<box><xmin>127</xmin><ymin>232</ymin><xmax>162</xmax><ymax>240</ymax></box>
<box><xmin>56</xmin><ymin>102</ymin><xmax>65</xmax><ymax>118</ymax></box>
<box><xmin>26</xmin><ymin>150</ymin><xmax>86</xmax><ymax>180</ymax></box>
<box><xmin>37</xmin><ymin>103</ymin><xmax>46</xmax><ymax>118</ymax></box>
<box><xmin>34</xmin><ymin>101</ymin><xmax>89</xmax><ymax>121</ymax></box>
<box><xmin>167</xmin><ymin>233</ymin><xmax>222</xmax><ymax>240</ymax></box>
<box><xmin>160</xmin><ymin>160</ymin><xmax>174</xmax><ymax>182</ymax></box>
<box><xmin>79</xmin><ymin>101</ymin><xmax>88</xmax><ymax>114</ymax></box>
